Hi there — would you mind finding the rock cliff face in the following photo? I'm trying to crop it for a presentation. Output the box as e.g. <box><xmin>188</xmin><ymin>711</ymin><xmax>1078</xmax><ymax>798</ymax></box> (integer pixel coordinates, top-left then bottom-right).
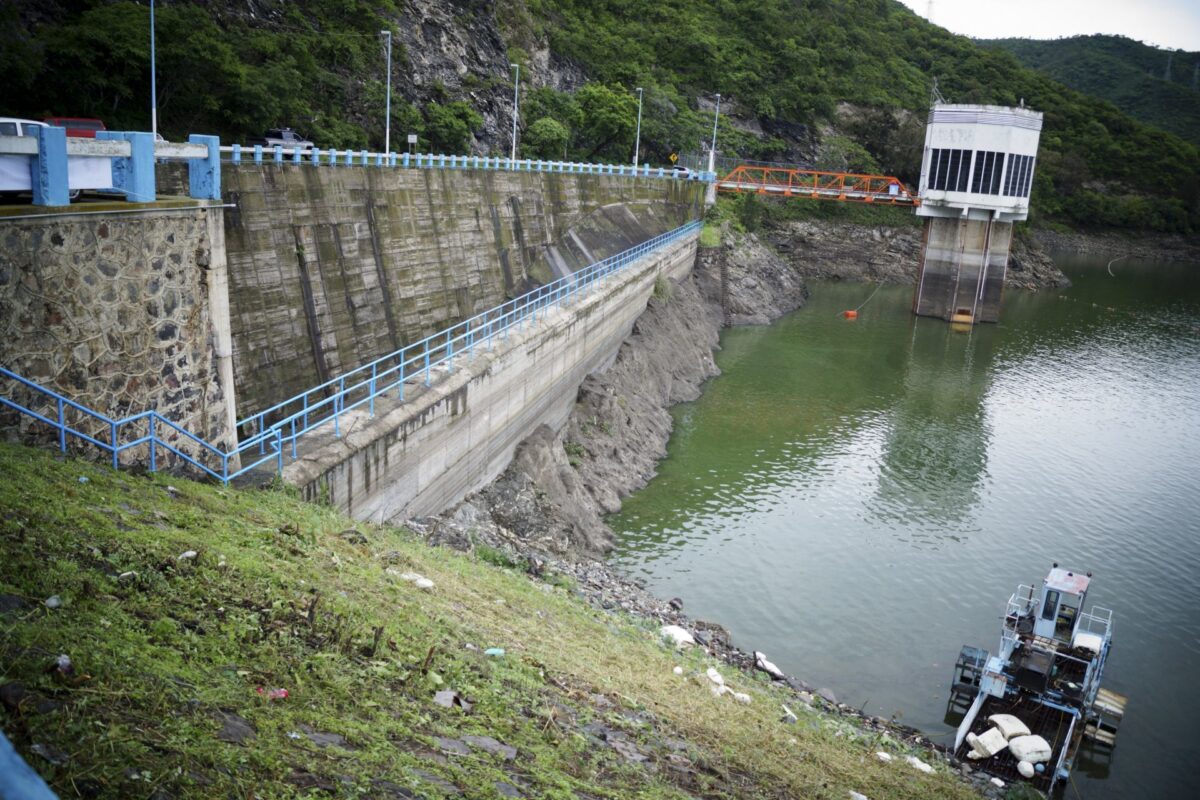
<box><xmin>387</xmin><ymin>0</ymin><xmax>585</xmax><ymax>153</ymax></box>
<box><xmin>765</xmin><ymin>219</ymin><xmax>1069</xmax><ymax>290</ymax></box>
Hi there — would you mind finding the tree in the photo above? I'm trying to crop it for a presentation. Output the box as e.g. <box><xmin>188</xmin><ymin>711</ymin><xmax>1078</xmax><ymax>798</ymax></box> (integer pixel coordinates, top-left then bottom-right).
<box><xmin>523</xmin><ymin>117</ymin><xmax>570</xmax><ymax>159</ymax></box>
<box><xmin>423</xmin><ymin>101</ymin><xmax>483</xmax><ymax>154</ymax></box>
<box><xmin>575</xmin><ymin>83</ymin><xmax>637</xmax><ymax>161</ymax></box>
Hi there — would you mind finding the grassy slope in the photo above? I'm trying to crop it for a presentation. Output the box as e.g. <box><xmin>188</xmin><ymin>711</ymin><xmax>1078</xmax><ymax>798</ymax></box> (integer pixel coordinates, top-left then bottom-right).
<box><xmin>980</xmin><ymin>35</ymin><xmax>1200</xmax><ymax>146</ymax></box>
<box><xmin>0</xmin><ymin>443</ymin><xmax>981</xmax><ymax>800</ymax></box>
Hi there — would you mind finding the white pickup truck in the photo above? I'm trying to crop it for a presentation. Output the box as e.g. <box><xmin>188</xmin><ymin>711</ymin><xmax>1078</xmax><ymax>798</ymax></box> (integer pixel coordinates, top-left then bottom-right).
<box><xmin>246</xmin><ymin>128</ymin><xmax>314</xmax><ymax>151</ymax></box>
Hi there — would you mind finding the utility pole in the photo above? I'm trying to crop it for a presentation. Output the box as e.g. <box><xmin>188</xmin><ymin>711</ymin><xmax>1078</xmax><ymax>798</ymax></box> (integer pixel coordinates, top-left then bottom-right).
<box><xmin>926</xmin><ymin>0</ymin><xmax>934</xmax><ymax>24</ymax></box>
<box><xmin>706</xmin><ymin>93</ymin><xmax>721</xmax><ymax>176</ymax></box>
<box><xmin>381</xmin><ymin>30</ymin><xmax>393</xmax><ymax>154</ymax></box>
<box><xmin>632</xmin><ymin>87</ymin><xmax>644</xmax><ymax>167</ymax></box>
<box><xmin>150</xmin><ymin>0</ymin><xmax>157</xmax><ymax>138</ymax></box>
<box><xmin>510</xmin><ymin>63</ymin><xmax>520</xmax><ymax>161</ymax></box>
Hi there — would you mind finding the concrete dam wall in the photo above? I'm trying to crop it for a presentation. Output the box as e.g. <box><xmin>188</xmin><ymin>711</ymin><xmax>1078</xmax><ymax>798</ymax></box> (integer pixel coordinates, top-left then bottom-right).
<box><xmin>213</xmin><ymin>165</ymin><xmax>703</xmax><ymax>415</ymax></box>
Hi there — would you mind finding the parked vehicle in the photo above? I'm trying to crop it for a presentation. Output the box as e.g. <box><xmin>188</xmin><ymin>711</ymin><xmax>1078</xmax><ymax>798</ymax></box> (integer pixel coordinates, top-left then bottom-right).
<box><xmin>42</xmin><ymin>117</ymin><xmax>106</xmax><ymax>138</ymax></box>
<box><xmin>246</xmin><ymin>128</ymin><xmax>314</xmax><ymax>150</ymax></box>
<box><xmin>0</xmin><ymin>118</ymin><xmax>47</xmax><ymax>137</ymax></box>
<box><xmin>0</xmin><ymin>119</ymin><xmax>84</xmax><ymax>200</ymax></box>
<box><xmin>670</xmin><ymin>165</ymin><xmax>692</xmax><ymax>179</ymax></box>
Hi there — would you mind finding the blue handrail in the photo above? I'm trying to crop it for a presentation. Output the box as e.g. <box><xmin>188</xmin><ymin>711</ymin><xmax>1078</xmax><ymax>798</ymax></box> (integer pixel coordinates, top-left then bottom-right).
<box><xmin>222</xmin><ymin>144</ymin><xmax>718</xmax><ymax>183</ymax></box>
<box><xmin>1</xmin><ymin>220</ymin><xmax>701</xmax><ymax>484</ymax></box>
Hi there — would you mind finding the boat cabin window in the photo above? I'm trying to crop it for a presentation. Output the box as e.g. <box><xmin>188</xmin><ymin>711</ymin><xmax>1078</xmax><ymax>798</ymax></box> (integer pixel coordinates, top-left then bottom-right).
<box><xmin>1041</xmin><ymin>590</ymin><xmax>1060</xmax><ymax>621</ymax></box>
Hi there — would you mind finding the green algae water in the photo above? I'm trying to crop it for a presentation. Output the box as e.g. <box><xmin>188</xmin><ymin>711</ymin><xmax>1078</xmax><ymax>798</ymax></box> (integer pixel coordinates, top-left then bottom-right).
<box><xmin>610</xmin><ymin>253</ymin><xmax>1200</xmax><ymax>800</ymax></box>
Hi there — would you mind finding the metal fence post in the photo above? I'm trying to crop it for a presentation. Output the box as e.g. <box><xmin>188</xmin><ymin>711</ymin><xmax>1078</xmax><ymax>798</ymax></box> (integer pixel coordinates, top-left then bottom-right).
<box><xmin>370</xmin><ymin>363</ymin><xmax>377</xmax><ymax>417</ymax></box>
<box><xmin>334</xmin><ymin>377</ymin><xmax>344</xmax><ymax>437</ymax></box>
<box><xmin>149</xmin><ymin>415</ymin><xmax>156</xmax><ymax>472</ymax></box>
<box><xmin>56</xmin><ymin>397</ymin><xmax>65</xmax><ymax>452</ymax></box>
<box><xmin>232</xmin><ymin>144</ymin><xmax>242</xmax><ymax>164</ymax></box>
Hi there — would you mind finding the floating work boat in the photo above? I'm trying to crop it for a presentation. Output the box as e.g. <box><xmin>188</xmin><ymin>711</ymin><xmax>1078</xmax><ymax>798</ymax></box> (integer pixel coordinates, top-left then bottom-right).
<box><xmin>947</xmin><ymin>566</ymin><xmax>1128</xmax><ymax>794</ymax></box>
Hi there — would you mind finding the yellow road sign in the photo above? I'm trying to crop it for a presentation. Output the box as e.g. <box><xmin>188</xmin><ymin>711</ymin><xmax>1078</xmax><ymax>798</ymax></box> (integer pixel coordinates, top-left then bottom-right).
<box><xmin>669</xmin><ymin>153</ymin><xmax>678</xmax><ymax>163</ymax></box>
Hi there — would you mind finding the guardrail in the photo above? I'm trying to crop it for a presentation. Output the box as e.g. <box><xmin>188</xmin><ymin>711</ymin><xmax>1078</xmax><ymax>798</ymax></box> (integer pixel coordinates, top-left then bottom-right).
<box><xmin>1</xmin><ymin>219</ymin><xmax>701</xmax><ymax>484</ymax></box>
<box><xmin>219</xmin><ymin>142</ymin><xmax>716</xmax><ymax>182</ymax></box>
<box><xmin>0</xmin><ymin>129</ymin><xmax>219</xmax><ymax>206</ymax></box>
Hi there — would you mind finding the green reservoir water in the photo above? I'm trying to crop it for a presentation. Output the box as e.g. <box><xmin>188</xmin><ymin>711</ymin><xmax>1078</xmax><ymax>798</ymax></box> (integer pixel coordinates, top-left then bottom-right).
<box><xmin>610</xmin><ymin>254</ymin><xmax>1200</xmax><ymax>799</ymax></box>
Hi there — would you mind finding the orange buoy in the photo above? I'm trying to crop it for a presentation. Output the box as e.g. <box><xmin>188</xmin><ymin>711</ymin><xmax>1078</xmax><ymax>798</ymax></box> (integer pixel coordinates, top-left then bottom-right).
<box><xmin>843</xmin><ymin>310</ymin><xmax>858</xmax><ymax>319</ymax></box>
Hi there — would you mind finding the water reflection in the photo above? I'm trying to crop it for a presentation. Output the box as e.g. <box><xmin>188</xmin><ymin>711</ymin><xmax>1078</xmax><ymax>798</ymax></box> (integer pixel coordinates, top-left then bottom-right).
<box><xmin>871</xmin><ymin>319</ymin><xmax>996</xmax><ymax>532</ymax></box>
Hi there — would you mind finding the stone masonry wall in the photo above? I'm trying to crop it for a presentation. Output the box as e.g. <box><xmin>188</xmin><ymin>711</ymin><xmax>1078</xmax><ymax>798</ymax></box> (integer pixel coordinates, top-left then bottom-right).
<box><xmin>217</xmin><ymin>164</ymin><xmax>704</xmax><ymax>418</ymax></box>
<box><xmin>0</xmin><ymin>207</ymin><xmax>233</xmax><ymax>467</ymax></box>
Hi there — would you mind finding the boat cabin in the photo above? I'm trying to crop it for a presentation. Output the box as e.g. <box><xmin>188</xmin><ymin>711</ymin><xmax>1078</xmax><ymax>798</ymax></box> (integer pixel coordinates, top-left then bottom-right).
<box><xmin>1034</xmin><ymin>566</ymin><xmax>1090</xmax><ymax>643</ymax></box>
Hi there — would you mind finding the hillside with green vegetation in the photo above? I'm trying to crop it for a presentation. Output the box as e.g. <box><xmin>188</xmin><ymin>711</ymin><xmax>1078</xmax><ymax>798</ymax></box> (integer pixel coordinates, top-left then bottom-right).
<box><xmin>2</xmin><ymin>0</ymin><xmax>1197</xmax><ymax>233</ymax></box>
<box><xmin>979</xmin><ymin>35</ymin><xmax>1200</xmax><ymax>147</ymax></box>
<box><xmin>0</xmin><ymin>443</ymin><xmax>986</xmax><ymax>799</ymax></box>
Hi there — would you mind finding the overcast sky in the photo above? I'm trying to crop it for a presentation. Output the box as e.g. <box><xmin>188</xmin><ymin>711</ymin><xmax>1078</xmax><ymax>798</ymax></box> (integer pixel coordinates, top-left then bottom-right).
<box><xmin>895</xmin><ymin>0</ymin><xmax>1200</xmax><ymax>52</ymax></box>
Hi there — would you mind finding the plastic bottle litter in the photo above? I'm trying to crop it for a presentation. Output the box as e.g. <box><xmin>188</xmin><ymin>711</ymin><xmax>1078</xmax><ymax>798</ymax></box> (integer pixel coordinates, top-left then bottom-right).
<box><xmin>256</xmin><ymin>687</ymin><xmax>289</xmax><ymax>700</ymax></box>
<box><xmin>484</xmin><ymin>648</ymin><xmax>505</xmax><ymax>657</ymax></box>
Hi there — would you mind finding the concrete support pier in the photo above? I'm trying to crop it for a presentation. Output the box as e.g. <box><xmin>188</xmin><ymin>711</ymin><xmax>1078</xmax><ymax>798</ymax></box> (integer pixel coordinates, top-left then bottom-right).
<box><xmin>914</xmin><ymin>217</ymin><xmax>1013</xmax><ymax>324</ymax></box>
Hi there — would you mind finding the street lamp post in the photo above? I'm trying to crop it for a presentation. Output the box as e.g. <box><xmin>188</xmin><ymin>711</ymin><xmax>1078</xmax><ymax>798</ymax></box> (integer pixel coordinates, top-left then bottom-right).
<box><xmin>381</xmin><ymin>30</ymin><xmax>393</xmax><ymax>154</ymax></box>
<box><xmin>150</xmin><ymin>0</ymin><xmax>157</xmax><ymax>138</ymax></box>
<box><xmin>707</xmin><ymin>93</ymin><xmax>721</xmax><ymax>176</ymax></box>
<box><xmin>510</xmin><ymin>63</ymin><xmax>520</xmax><ymax>161</ymax></box>
<box><xmin>632</xmin><ymin>87</ymin><xmax>644</xmax><ymax>167</ymax></box>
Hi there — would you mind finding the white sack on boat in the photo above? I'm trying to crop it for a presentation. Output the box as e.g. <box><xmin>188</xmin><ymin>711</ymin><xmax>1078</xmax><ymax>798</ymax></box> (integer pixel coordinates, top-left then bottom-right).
<box><xmin>988</xmin><ymin>714</ymin><xmax>1032</xmax><ymax>740</ymax></box>
<box><xmin>1017</xmin><ymin>760</ymin><xmax>1036</xmax><ymax>778</ymax></box>
<box><xmin>966</xmin><ymin>727</ymin><xmax>1008</xmax><ymax>759</ymax></box>
<box><xmin>1009</xmin><ymin>734</ymin><xmax>1053</xmax><ymax>763</ymax></box>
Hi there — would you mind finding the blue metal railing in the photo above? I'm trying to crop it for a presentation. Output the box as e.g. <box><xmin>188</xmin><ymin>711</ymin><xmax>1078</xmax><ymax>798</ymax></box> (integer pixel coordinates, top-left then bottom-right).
<box><xmin>0</xmin><ymin>220</ymin><xmax>701</xmax><ymax>483</ymax></box>
<box><xmin>221</xmin><ymin>143</ymin><xmax>717</xmax><ymax>183</ymax></box>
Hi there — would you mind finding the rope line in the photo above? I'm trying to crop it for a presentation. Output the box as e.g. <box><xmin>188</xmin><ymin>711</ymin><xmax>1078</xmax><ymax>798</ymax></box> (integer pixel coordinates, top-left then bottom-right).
<box><xmin>840</xmin><ymin>282</ymin><xmax>884</xmax><ymax>316</ymax></box>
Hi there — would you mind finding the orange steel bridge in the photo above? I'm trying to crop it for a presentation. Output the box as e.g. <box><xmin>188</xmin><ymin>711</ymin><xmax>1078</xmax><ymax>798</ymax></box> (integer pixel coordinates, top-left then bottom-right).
<box><xmin>715</xmin><ymin>165</ymin><xmax>919</xmax><ymax>206</ymax></box>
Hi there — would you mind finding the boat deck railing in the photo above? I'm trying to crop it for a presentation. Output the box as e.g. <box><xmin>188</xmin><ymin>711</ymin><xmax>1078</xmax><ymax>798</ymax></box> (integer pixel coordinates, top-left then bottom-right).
<box><xmin>1076</xmin><ymin>606</ymin><xmax>1113</xmax><ymax>642</ymax></box>
<box><xmin>1001</xmin><ymin>584</ymin><xmax>1039</xmax><ymax>651</ymax></box>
